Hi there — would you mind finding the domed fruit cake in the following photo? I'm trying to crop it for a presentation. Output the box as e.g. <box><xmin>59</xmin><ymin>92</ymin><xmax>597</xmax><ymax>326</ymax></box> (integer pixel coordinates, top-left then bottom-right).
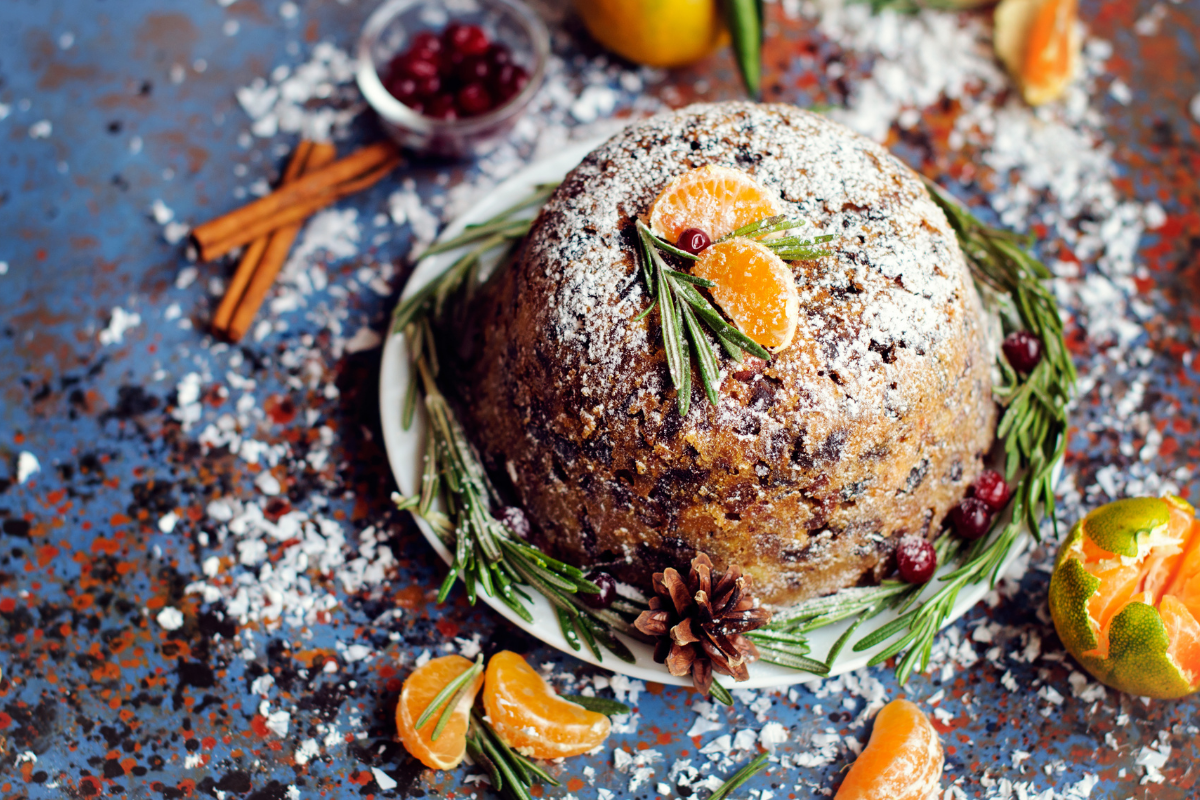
<box><xmin>455</xmin><ymin>102</ymin><xmax>997</xmax><ymax>608</ymax></box>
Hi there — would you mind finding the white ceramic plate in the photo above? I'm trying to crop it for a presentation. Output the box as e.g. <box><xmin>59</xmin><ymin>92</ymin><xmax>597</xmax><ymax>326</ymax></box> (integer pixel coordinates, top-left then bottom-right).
<box><xmin>379</xmin><ymin>138</ymin><xmax>1040</xmax><ymax>688</ymax></box>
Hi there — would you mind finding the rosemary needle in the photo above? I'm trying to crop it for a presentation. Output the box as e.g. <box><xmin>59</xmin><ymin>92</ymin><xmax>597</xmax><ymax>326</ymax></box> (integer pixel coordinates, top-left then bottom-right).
<box><xmin>709</xmin><ymin>752</ymin><xmax>771</xmax><ymax>800</ymax></box>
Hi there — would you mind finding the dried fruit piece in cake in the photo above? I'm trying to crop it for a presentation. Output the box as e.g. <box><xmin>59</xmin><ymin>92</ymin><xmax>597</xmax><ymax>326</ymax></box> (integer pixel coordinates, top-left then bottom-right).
<box><xmin>482</xmin><ymin>650</ymin><xmax>611</xmax><ymax>758</ymax></box>
<box><xmin>395</xmin><ymin>655</ymin><xmax>484</xmax><ymax>770</ymax></box>
<box><xmin>648</xmin><ymin>165</ymin><xmax>784</xmax><ymax>245</ymax></box>
<box><xmin>994</xmin><ymin>0</ymin><xmax>1081</xmax><ymax>106</ymax></box>
<box><xmin>1049</xmin><ymin>496</ymin><xmax>1200</xmax><ymax>698</ymax></box>
<box><xmin>834</xmin><ymin>698</ymin><xmax>943</xmax><ymax>800</ymax></box>
<box><xmin>692</xmin><ymin>237</ymin><xmax>799</xmax><ymax>350</ymax></box>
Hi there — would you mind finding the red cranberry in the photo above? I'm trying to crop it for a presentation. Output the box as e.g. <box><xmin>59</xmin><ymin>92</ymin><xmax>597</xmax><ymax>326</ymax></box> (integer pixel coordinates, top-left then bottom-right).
<box><xmin>1002</xmin><ymin>330</ymin><xmax>1042</xmax><ymax>373</ymax></box>
<box><xmin>414</xmin><ymin>75</ymin><xmax>441</xmax><ymax>98</ymax></box>
<box><xmin>973</xmin><ymin>469</ymin><xmax>1009</xmax><ymax>510</ymax></box>
<box><xmin>397</xmin><ymin>53</ymin><xmax>440</xmax><ymax>80</ymax></box>
<box><xmin>952</xmin><ymin>497</ymin><xmax>993</xmax><ymax>541</ymax></box>
<box><xmin>487</xmin><ymin>44</ymin><xmax>512</xmax><ymax>68</ymax></box>
<box><xmin>387</xmin><ymin>76</ymin><xmax>419</xmax><ymax>103</ymax></box>
<box><xmin>445</xmin><ymin>23</ymin><xmax>490</xmax><ymax>57</ymax></box>
<box><xmin>409</xmin><ymin>31</ymin><xmax>442</xmax><ymax>58</ymax></box>
<box><xmin>896</xmin><ymin>537</ymin><xmax>937</xmax><ymax>584</ymax></box>
<box><xmin>494</xmin><ymin>64</ymin><xmax>528</xmax><ymax>100</ymax></box>
<box><xmin>676</xmin><ymin>228</ymin><xmax>712</xmax><ymax>255</ymax></box>
<box><xmin>579</xmin><ymin>571</ymin><xmax>617</xmax><ymax>609</ymax></box>
<box><xmin>427</xmin><ymin>94</ymin><xmax>458</xmax><ymax>120</ymax></box>
<box><xmin>497</xmin><ymin>506</ymin><xmax>530</xmax><ymax>540</ymax></box>
<box><xmin>456</xmin><ymin>54</ymin><xmax>492</xmax><ymax>84</ymax></box>
<box><xmin>456</xmin><ymin>83</ymin><xmax>494</xmax><ymax>116</ymax></box>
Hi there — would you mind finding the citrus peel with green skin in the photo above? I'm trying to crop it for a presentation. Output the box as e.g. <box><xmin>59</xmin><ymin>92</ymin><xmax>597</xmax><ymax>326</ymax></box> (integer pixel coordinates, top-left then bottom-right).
<box><xmin>1049</xmin><ymin>496</ymin><xmax>1200</xmax><ymax>699</ymax></box>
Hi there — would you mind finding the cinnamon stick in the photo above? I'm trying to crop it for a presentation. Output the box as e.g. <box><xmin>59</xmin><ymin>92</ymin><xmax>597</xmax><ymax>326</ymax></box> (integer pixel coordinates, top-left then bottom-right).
<box><xmin>212</xmin><ymin>140</ymin><xmax>316</xmax><ymax>332</ymax></box>
<box><xmin>192</xmin><ymin>140</ymin><xmax>401</xmax><ymax>261</ymax></box>
<box><xmin>224</xmin><ymin>142</ymin><xmax>339</xmax><ymax>343</ymax></box>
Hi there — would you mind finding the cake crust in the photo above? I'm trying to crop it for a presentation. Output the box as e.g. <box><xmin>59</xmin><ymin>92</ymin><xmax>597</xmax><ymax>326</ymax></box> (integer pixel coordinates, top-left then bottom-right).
<box><xmin>455</xmin><ymin>102</ymin><xmax>996</xmax><ymax>608</ymax></box>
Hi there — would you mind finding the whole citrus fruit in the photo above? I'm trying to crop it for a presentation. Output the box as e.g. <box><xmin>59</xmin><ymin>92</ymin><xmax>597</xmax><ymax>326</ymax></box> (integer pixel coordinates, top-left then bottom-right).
<box><xmin>573</xmin><ymin>0</ymin><xmax>729</xmax><ymax>68</ymax></box>
<box><xmin>1049</xmin><ymin>496</ymin><xmax>1200</xmax><ymax>699</ymax></box>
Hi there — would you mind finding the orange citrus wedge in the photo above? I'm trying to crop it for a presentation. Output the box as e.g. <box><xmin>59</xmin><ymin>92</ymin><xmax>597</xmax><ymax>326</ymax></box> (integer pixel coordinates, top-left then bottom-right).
<box><xmin>692</xmin><ymin>238</ymin><xmax>799</xmax><ymax>350</ymax></box>
<box><xmin>483</xmin><ymin>651</ymin><xmax>611</xmax><ymax>758</ymax></box>
<box><xmin>647</xmin><ymin>165</ymin><xmax>784</xmax><ymax>246</ymax></box>
<box><xmin>994</xmin><ymin>0</ymin><xmax>1081</xmax><ymax>106</ymax></box>
<box><xmin>835</xmin><ymin>698</ymin><xmax>944</xmax><ymax>800</ymax></box>
<box><xmin>1050</xmin><ymin>496</ymin><xmax>1200</xmax><ymax>698</ymax></box>
<box><xmin>395</xmin><ymin>655</ymin><xmax>485</xmax><ymax>770</ymax></box>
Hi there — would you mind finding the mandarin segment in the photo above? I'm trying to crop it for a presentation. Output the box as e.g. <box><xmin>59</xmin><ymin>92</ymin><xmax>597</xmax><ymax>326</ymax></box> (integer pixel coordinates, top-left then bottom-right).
<box><xmin>395</xmin><ymin>655</ymin><xmax>485</xmax><ymax>770</ymax></box>
<box><xmin>692</xmin><ymin>238</ymin><xmax>799</xmax><ymax>350</ymax></box>
<box><xmin>483</xmin><ymin>651</ymin><xmax>611</xmax><ymax>758</ymax></box>
<box><xmin>1021</xmin><ymin>0</ymin><xmax>1079</xmax><ymax>104</ymax></box>
<box><xmin>1050</xmin><ymin>496</ymin><xmax>1200</xmax><ymax>698</ymax></box>
<box><xmin>834</xmin><ymin>698</ymin><xmax>943</xmax><ymax>800</ymax></box>
<box><xmin>1160</xmin><ymin>595</ymin><xmax>1200</xmax><ymax>682</ymax></box>
<box><xmin>994</xmin><ymin>0</ymin><xmax>1081</xmax><ymax>106</ymax></box>
<box><xmin>647</xmin><ymin>165</ymin><xmax>784</xmax><ymax>245</ymax></box>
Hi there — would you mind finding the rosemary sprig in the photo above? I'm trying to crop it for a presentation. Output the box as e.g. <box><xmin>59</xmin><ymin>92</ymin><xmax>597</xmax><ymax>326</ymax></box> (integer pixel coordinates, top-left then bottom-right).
<box><xmin>393</xmin><ymin>184</ymin><xmax>639</xmax><ymax>664</ymax></box>
<box><xmin>391</xmin><ymin>182</ymin><xmax>560</xmax><ymax>335</ymax></box>
<box><xmin>637</xmin><ymin>220</ymin><xmax>777</xmax><ymax>415</ymax></box>
<box><xmin>745</xmin><ymin>183</ymin><xmax>1073</xmax><ymax>684</ymax></box>
<box><xmin>466</xmin><ymin>711</ymin><xmax>560</xmax><ymax>800</ymax></box>
<box><xmin>414</xmin><ymin>655</ymin><xmax>485</xmax><ymax>741</ymax></box>
<box><xmin>924</xmin><ymin>177</ymin><xmax>1074</xmax><ymax>533</ymax></box>
<box><xmin>634</xmin><ymin>215</ymin><xmax>832</xmax><ymax>414</ymax></box>
<box><xmin>709</xmin><ymin>752</ymin><xmax>771</xmax><ymax>800</ymax></box>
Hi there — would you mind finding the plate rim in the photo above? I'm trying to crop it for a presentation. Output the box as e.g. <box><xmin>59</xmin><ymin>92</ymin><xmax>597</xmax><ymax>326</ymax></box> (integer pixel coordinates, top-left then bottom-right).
<box><xmin>378</xmin><ymin>137</ymin><xmax>1042</xmax><ymax>689</ymax></box>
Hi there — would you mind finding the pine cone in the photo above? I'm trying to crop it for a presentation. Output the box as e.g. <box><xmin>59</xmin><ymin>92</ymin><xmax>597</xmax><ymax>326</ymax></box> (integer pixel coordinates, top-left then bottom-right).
<box><xmin>633</xmin><ymin>553</ymin><xmax>772</xmax><ymax>696</ymax></box>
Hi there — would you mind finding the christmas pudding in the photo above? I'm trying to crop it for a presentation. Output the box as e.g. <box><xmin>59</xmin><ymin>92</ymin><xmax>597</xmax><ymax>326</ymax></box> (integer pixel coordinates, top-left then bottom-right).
<box><xmin>455</xmin><ymin>102</ymin><xmax>997</xmax><ymax>608</ymax></box>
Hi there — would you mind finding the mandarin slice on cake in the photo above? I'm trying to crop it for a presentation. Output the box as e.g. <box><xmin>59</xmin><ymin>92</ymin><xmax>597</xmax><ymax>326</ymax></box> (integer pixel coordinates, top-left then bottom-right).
<box><xmin>835</xmin><ymin>698</ymin><xmax>944</xmax><ymax>800</ymax></box>
<box><xmin>1050</xmin><ymin>496</ymin><xmax>1200</xmax><ymax>698</ymax></box>
<box><xmin>692</xmin><ymin>237</ymin><xmax>799</xmax><ymax>351</ymax></box>
<box><xmin>647</xmin><ymin>164</ymin><xmax>784</xmax><ymax>245</ymax></box>
<box><xmin>395</xmin><ymin>655</ymin><xmax>484</xmax><ymax>770</ymax></box>
<box><xmin>482</xmin><ymin>651</ymin><xmax>611</xmax><ymax>758</ymax></box>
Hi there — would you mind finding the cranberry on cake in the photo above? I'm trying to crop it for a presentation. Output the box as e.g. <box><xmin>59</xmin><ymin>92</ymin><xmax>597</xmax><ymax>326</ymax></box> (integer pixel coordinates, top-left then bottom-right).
<box><xmin>455</xmin><ymin>102</ymin><xmax>997</xmax><ymax>608</ymax></box>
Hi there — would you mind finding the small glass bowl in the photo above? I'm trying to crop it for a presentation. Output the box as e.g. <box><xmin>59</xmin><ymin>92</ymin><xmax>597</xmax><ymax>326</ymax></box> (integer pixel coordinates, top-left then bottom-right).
<box><xmin>356</xmin><ymin>0</ymin><xmax>549</xmax><ymax>159</ymax></box>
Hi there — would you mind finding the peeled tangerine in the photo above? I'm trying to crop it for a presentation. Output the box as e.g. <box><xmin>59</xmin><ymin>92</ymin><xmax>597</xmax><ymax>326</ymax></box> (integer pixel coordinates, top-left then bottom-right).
<box><xmin>648</xmin><ymin>165</ymin><xmax>784</xmax><ymax>246</ymax></box>
<box><xmin>1049</xmin><ymin>496</ymin><xmax>1200</xmax><ymax>699</ymax></box>
<box><xmin>835</xmin><ymin>698</ymin><xmax>944</xmax><ymax>800</ymax></box>
<box><xmin>483</xmin><ymin>651</ymin><xmax>611</xmax><ymax>758</ymax></box>
<box><xmin>994</xmin><ymin>0</ymin><xmax>1081</xmax><ymax>106</ymax></box>
<box><xmin>693</xmin><ymin>238</ymin><xmax>799</xmax><ymax>351</ymax></box>
<box><xmin>396</xmin><ymin>655</ymin><xmax>485</xmax><ymax>770</ymax></box>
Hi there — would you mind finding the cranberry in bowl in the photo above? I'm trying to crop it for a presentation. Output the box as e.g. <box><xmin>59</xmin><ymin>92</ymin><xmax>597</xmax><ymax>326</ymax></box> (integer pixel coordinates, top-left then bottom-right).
<box><xmin>357</xmin><ymin>0</ymin><xmax>549</xmax><ymax>158</ymax></box>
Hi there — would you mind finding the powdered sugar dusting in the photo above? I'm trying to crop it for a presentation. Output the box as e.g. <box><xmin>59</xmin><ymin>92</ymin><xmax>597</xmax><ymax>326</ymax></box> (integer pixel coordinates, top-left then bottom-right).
<box><xmin>533</xmin><ymin>103</ymin><xmax>972</xmax><ymax>423</ymax></box>
<box><xmin>465</xmin><ymin>101</ymin><xmax>996</xmax><ymax>607</ymax></box>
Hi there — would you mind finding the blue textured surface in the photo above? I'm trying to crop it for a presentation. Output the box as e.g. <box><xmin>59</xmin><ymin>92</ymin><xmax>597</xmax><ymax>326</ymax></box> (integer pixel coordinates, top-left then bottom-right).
<box><xmin>2</xmin><ymin>1</ymin><xmax>1200</xmax><ymax>799</ymax></box>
